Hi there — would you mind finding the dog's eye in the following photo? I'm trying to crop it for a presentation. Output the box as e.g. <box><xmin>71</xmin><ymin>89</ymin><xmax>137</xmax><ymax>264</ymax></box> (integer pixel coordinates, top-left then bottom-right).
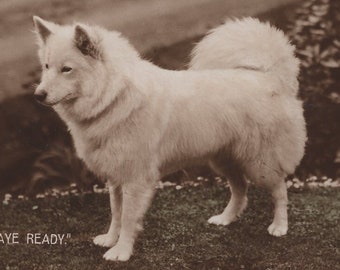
<box><xmin>61</xmin><ymin>66</ymin><xmax>72</xmax><ymax>73</ymax></box>
<box><xmin>45</xmin><ymin>64</ymin><xmax>49</xmax><ymax>69</ymax></box>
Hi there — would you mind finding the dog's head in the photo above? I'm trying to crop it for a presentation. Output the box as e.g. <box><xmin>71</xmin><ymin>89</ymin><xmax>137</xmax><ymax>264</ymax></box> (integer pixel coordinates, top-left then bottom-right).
<box><xmin>33</xmin><ymin>17</ymin><xmax>139</xmax><ymax>118</ymax></box>
<box><xmin>33</xmin><ymin>17</ymin><xmax>105</xmax><ymax>106</ymax></box>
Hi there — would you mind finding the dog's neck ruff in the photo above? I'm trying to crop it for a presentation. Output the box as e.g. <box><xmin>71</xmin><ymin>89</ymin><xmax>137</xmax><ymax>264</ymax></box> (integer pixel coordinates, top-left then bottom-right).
<box><xmin>56</xmin><ymin>81</ymin><xmax>143</xmax><ymax>132</ymax></box>
<box><xmin>76</xmin><ymin>88</ymin><xmax>128</xmax><ymax>127</ymax></box>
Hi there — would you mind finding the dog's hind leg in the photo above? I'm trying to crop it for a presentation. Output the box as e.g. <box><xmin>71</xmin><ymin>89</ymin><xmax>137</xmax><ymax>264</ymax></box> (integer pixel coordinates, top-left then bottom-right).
<box><xmin>208</xmin><ymin>159</ymin><xmax>248</xmax><ymax>226</ymax></box>
<box><xmin>266</xmin><ymin>178</ymin><xmax>288</xmax><ymax>237</ymax></box>
<box><xmin>93</xmin><ymin>185</ymin><xmax>122</xmax><ymax>247</ymax></box>
<box><xmin>249</xmin><ymin>159</ymin><xmax>288</xmax><ymax>237</ymax></box>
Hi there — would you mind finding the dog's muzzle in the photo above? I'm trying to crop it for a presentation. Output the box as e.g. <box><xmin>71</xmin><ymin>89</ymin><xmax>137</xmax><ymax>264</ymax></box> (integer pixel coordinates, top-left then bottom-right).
<box><xmin>34</xmin><ymin>91</ymin><xmax>47</xmax><ymax>103</ymax></box>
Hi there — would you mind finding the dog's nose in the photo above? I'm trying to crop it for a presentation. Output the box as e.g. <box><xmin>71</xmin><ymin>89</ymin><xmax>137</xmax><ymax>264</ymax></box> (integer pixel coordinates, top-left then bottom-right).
<box><xmin>34</xmin><ymin>91</ymin><xmax>47</xmax><ymax>102</ymax></box>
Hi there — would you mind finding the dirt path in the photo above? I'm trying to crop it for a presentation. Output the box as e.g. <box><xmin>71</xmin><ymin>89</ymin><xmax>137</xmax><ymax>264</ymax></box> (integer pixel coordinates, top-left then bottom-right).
<box><xmin>0</xmin><ymin>0</ymin><xmax>300</xmax><ymax>101</ymax></box>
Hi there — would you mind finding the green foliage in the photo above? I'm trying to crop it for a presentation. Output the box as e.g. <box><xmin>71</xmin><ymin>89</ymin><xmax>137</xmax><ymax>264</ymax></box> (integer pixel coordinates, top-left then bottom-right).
<box><xmin>30</xmin><ymin>143</ymin><xmax>96</xmax><ymax>195</ymax></box>
<box><xmin>286</xmin><ymin>0</ymin><xmax>340</xmax><ymax>179</ymax></box>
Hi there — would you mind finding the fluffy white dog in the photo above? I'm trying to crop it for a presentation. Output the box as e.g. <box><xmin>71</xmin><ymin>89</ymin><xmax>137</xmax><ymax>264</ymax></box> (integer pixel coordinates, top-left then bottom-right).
<box><xmin>33</xmin><ymin>16</ymin><xmax>306</xmax><ymax>261</ymax></box>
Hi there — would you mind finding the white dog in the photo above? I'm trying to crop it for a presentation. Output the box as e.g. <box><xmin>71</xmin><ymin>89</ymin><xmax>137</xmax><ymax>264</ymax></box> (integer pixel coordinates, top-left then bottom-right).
<box><xmin>33</xmin><ymin>16</ymin><xmax>306</xmax><ymax>261</ymax></box>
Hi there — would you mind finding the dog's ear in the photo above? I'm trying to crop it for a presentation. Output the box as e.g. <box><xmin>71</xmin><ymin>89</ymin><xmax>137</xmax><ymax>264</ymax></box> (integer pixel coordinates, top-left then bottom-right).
<box><xmin>33</xmin><ymin>16</ymin><xmax>53</xmax><ymax>44</ymax></box>
<box><xmin>74</xmin><ymin>25</ymin><xmax>101</xmax><ymax>59</ymax></box>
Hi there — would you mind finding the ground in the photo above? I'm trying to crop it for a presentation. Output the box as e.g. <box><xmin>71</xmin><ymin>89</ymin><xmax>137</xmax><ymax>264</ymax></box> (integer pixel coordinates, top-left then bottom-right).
<box><xmin>1</xmin><ymin>185</ymin><xmax>339</xmax><ymax>269</ymax></box>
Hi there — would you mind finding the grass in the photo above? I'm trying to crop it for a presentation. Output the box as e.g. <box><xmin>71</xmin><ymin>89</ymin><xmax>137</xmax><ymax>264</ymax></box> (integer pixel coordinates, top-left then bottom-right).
<box><xmin>1</xmin><ymin>185</ymin><xmax>339</xmax><ymax>269</ymax></box>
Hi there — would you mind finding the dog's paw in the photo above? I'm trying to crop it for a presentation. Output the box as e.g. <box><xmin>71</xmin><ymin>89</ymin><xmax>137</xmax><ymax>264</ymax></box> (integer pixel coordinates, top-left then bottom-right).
<box><xmin>103</xmin><ymin>243</ymin><xmax>133</xmax><ymax>261</ymax></box>
<box><xmin>267</xmin><ymin>222</ymin><xmax>288</xmax><ymax>237</ymax></box>
<box><xmin>208</xmin><ymin>214</ymin><xmax>235</xmax><ymax>226</ymax></box>
<box><xmin>93</xmin><ymin>233</ymin><xmax>118</xmax><ymax>247</ymax></box>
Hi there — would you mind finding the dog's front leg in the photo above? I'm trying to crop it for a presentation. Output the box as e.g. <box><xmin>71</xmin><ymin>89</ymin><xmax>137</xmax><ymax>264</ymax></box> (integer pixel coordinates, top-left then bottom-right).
<box><xmin>103</xmin><ymin>180</ymin><xmax>155</xmax><ymax>261</ymax></box>
<box><xmin>94</xmin><ymin>185</ymin><xmax>122</xmax><ymax>247</ymax></box>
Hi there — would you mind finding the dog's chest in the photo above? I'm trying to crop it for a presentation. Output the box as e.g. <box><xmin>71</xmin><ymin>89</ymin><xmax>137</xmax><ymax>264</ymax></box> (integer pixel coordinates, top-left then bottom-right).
<box><xmin>68</xmin><ymin>125</ymin><xmax>112</xmax><ymax>174</ymax></box>
<box><xmin>69</xmin><ymin>123</ymin><xmax>147</xmax><ymax>180</ymax></box>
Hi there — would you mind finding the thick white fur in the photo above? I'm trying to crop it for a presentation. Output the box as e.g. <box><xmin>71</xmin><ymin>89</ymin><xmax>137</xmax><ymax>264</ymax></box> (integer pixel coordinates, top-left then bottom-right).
<box><xmin>190</xmin><ymin>18</ymin><xmax>300</xmax><ymax>94</ymax></box>
<box><xmin>33</xmin><ymin>16</ymin><xmax>306</xmax><ymax>261</ymax></box>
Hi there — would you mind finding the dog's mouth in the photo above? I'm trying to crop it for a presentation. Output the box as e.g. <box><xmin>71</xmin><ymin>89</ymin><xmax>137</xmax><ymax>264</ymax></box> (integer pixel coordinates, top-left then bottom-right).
<box><xmin>39</xmin><ymin>93</ymin><xmax>77</xmax><ymax>107</ymax></box>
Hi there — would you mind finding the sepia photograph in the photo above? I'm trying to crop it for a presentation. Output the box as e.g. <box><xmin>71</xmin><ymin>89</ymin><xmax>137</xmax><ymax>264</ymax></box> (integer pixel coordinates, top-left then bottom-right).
<box><xmin>0</xmin><ymin>0</ymin><xmax>339</xmax><ymax>269</ymax></box>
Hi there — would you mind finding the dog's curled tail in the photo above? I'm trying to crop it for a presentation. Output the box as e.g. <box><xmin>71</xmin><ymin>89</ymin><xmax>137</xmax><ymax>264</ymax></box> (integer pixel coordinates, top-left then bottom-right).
<box><xmin>189</xmin><ymin>18</ymin><xmax>299</xmax><ymax>95</ymax></box>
